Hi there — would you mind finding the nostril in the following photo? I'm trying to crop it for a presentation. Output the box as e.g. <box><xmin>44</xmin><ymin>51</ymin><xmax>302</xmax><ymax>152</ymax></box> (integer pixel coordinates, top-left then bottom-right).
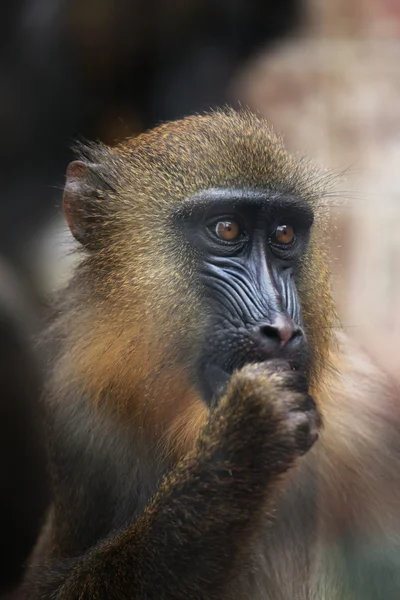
<box><xmin>259</xmin><ymin>324</ymin><xmax>282</xmax><ymax>340</ymax></box>
<box><xmin>256</xmin><ymin>315</ymin><xmax>303</xmax><ymax>348</ymax></box>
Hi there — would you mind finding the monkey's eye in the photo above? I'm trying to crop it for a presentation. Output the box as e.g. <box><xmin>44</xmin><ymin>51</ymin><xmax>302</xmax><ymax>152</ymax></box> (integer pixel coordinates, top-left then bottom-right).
<box><xmin>271</xmin><ymin>224</ymin><xmax>295</xmax><ymax>246</ymax></box>
<box><xmin>268</xmin><ymin>222</ymin><xmax>301</xmax><ymax>261</ymax></box>
<box><xmin>214</xmin><ymin>220</ymin><xmax>241</xmax><ymax>242</ymax></box>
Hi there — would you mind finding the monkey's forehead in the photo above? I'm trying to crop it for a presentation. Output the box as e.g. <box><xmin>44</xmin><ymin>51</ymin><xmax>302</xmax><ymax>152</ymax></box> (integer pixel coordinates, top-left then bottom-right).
<box><xmin>118</xmin><ymin>110</ymin><xmax>295</xmax><ymax>181</ymax></box>
<box><xmin>80</xmin><ymin>110</ymin><xmax>329</xmax><ymax>208</ymax></box>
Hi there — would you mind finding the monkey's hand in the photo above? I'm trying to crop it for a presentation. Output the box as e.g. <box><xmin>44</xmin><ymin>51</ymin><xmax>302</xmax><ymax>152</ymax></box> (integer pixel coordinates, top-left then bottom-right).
<box><xmin>202</xmin><ymin>360</ymin><xmax>321</xmax><ymax>478</ymax></box>
<box><xmin>32</xmin><ymin>362</ymin><xmax>320</xmax><ymax>600</ymax></box>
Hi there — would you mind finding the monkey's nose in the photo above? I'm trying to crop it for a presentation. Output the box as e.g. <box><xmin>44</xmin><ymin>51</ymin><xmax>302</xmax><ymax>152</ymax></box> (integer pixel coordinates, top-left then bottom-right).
<box><xmin>253</xmin><ymin>315</ymin><xmax>303</xmax><ymax>350</ymax></box>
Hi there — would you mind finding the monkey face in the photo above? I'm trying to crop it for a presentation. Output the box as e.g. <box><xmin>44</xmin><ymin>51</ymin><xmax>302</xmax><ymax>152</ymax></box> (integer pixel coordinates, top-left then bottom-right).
<box><xmin>177</xmin><ymin>188</ymin><xmax>313</xmax><ymax>405</ymax></box>
<box><xmin>61</xmin><ymin>110</ymin><xmax>333</xmax><ymax>419</ymax></box>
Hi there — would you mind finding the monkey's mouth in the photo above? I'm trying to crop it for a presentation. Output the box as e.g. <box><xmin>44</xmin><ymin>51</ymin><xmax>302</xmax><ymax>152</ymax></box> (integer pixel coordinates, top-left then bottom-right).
<box><xmin>201</xmin><ymin>358</ymin><xmax>305</xmax><ymax>406</ymax></box>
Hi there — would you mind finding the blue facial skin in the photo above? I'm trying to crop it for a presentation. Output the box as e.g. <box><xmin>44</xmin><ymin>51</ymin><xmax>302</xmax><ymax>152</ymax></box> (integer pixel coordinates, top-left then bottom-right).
<box><xmin>176</xmin><ymin>188</ymin><xmax>314</xmax><ymax>404</ymax></box>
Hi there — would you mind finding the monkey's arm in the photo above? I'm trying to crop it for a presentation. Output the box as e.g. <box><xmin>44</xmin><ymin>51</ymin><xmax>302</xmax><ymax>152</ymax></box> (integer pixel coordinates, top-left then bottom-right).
<box><xmin>27</xmin><ymin>364</ymin><xmax>318</xmax><ymax>600</ymax></box>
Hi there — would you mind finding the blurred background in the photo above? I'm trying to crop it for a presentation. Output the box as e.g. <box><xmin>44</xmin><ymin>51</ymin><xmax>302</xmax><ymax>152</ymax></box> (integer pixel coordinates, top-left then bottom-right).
<box><xmin>1</xmin><ymin>0</ymin><xmax>400</xmax><ymax>596</ymax></box>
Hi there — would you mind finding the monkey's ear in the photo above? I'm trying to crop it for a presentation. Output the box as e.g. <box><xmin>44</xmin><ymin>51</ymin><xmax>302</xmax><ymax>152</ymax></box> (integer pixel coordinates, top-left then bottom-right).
<box><xmin>63</xmin><ymin>161</ymin><xmax>96</xmax><ymax>246</ymax></box>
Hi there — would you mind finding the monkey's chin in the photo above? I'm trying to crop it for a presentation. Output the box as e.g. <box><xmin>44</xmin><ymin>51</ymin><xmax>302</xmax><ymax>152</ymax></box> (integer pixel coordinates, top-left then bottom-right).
<box><xmin>202</xmin><ymin>364</ymin><xmax>232</xmax><ymax>406</ymax></box>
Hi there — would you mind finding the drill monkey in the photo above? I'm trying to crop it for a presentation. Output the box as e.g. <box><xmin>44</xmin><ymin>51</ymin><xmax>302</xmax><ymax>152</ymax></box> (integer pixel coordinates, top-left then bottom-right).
<box><xmin>25</xmin><ymin>110</ymin><xmax>400</xmax><ymax>599</ymax></box>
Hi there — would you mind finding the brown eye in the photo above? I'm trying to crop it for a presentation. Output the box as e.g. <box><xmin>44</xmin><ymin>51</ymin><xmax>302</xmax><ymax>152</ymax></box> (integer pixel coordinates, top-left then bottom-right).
<box><xmin>215</xmin><ymin>220</ymin><xmax>240</xmax><ymax>241</ymax></box>
<box><xmin>275</xmin><ymin>224</ymin><xmax>295</xmax><ymax>245</ymax></box>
